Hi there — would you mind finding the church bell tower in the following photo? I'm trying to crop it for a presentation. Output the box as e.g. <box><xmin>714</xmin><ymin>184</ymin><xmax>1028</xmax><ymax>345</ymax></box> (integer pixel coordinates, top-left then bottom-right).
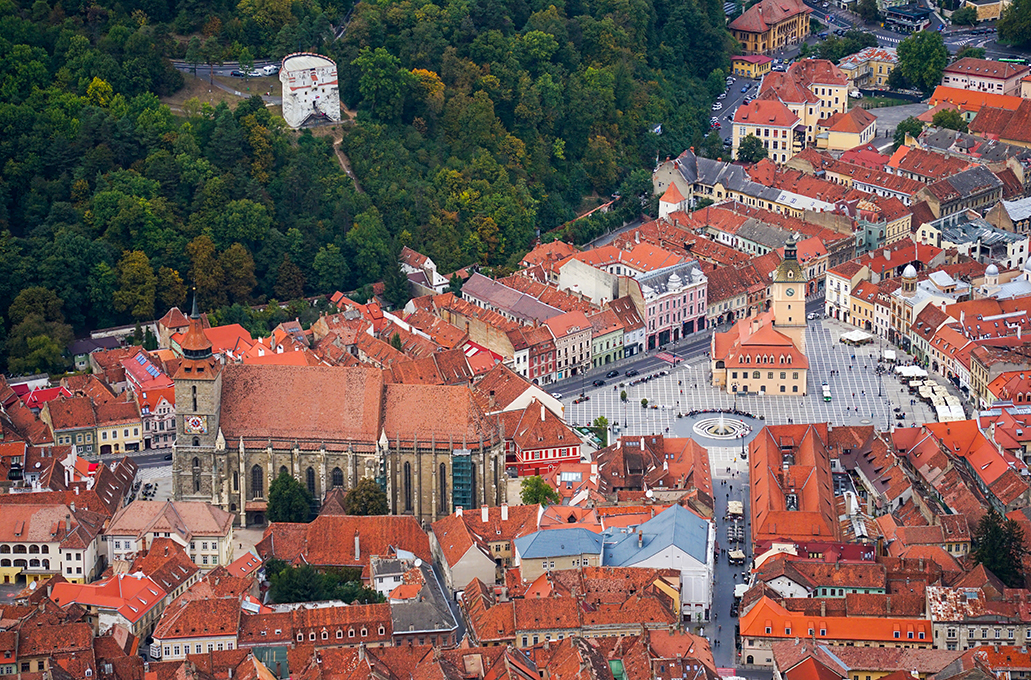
<box><xmin>771</xmin><ymin>236</ymin><xmax>807</xmax><ymax>354</ymax></box>
<box><xmin>172</xmin><ymin>294</ymin><xmax>224</xmax><ymax>502</ymax></box>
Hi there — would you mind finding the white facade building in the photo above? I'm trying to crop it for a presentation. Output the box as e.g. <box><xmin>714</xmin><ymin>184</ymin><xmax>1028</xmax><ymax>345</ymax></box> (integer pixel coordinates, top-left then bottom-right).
<box><xmin>280</xmin><ymin>53</ymin><xmax>342</xmax><ymax>129</ymax></box>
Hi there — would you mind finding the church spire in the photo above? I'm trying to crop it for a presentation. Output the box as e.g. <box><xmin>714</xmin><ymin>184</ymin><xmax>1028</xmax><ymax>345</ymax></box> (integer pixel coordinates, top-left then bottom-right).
<box><xmin>181</xmin><ymin>288</ymin><xmax>212</xmax><ymax>361</ymax></box>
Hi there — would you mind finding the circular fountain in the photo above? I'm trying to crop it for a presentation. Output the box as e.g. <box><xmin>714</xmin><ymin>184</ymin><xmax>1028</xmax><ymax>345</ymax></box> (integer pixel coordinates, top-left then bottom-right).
<box><xmin>692</xmin><ymin>412</ymin><xmax>752</xmax><ymax>440</ymax></box>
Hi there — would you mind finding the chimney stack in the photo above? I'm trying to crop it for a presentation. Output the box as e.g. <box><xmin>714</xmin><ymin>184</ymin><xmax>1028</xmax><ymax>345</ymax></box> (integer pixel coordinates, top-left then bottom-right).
<box><xmin>637</xmin><ymin>530</ymin><xmax>643</xmax><ymax>548</ymax></box>
<box><xmin>481</xmin><ymin>505</ymin><xmax>489</xmax><ymax>523</ymax></box>
<box><xmin>501</xmin><ymin>503</ymin><xmax>508</xmax><ymax>521</ymax></box>
<box><xmin>541</xmin><ymin>405</ymin><xmax>545</xmax><ymax>422</ymax></box>
<box><xmin>65</xmin><ymin>514</ymin><xmax>71</xmax><ymax>534</ymax></box>
<box><xmin>820</xmin><ymin>600</ymin><xmax>826</xmax><ymax>617</ymax></box>
<box><xmin>70</xmin><ymin>502</ymin><xmax>75</xmax><ymax>514</ymax></box>
<box><xmin>456</xmin><ymin>506</ymin><xmax>463</xmax><ymax>517</ymax></box>
<box><xmin>354</xmin><ymin>532</ymin><xmax>360</xmax><ymax>561</ymax></box>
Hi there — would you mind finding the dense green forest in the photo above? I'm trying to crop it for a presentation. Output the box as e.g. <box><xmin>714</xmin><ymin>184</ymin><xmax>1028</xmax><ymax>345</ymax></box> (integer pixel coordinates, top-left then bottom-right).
<box><xmin>0</xmin><ymin>0</ymin><xmax>733</xmax><ymax>375</ymax></box>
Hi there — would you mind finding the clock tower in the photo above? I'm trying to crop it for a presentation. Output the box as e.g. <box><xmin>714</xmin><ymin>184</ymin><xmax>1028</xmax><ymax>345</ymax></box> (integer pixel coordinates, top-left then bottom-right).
<box><xmin>172</xmin><ymin>294</ymin><xmax>224</xmax><ymax>504</ymax></box>
<box><xmin>771</xmin><ymin>236</ymin><xmax>807</xmax><ymax>354</ymax></box>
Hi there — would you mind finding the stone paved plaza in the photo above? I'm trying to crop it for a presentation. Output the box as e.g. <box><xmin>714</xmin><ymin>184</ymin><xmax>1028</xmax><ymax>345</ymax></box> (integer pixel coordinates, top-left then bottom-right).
<box><xmin>564</xmin><ymin>318</ymin><xmax>951</xmax><ymax>476</ymax></box>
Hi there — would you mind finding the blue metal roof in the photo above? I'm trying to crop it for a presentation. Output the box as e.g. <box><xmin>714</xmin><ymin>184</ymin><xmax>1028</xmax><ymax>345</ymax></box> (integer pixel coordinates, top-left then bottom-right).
<box><xmin>514</xmin><ymin>528</ymin><xmax>603</xmax><ymax>559</ymax></box>
<box><xmin>603</xmin><ymin>504</ymin><xmax>709</xmax><ymax>567</ymax></box>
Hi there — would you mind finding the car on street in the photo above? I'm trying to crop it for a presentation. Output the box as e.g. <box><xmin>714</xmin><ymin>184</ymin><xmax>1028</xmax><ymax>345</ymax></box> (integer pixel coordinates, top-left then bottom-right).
<box><xmin>606</xmin><ymin>369</ymin><xmax>620</xmax><ymax>378</ymax></box>
<box><xmin>230</xmin><ymin>70</ymin><xmax>247</xmax><ymax>77</ymax></box>
<box><xmin>712</xmin><ymin>102</ymin><xmax>722</xmax><ymax>111</ymax></box>
<box><xmin>718</xmin><ymin>92</ymin><xmax>726</xmax><ymax>99</ymax></box>
<box><xmin>163</xmin><ymin>453</ymin><xmax>173</xmax><ymax>460</ymax></box>
<box><xmin>592</xmin><ymin>379</ymin><xmax>606</xmax><ymax>387</ymax></box>
<box><xmin>625</xmin><ymin>368</ymin><xmax>639</xmax><ymax>377</ymax></box>
<box><xmin>807</xmin><ymin>312</ymin><xmax>819</xmax><ymax>320</ymax></box>
<box><xmin>551</xmin><ymin>392</ymin><xmax>562</xmax><ymax>399</ymax></box>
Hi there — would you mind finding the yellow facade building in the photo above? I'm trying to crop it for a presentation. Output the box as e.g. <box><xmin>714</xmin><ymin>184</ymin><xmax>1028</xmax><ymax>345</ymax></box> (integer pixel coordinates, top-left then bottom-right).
<box><xmin>710</xmin><ymin>238</ymin><xmax>809</xmax><ymax>395</ymax></box>
<box><xmin>838</xmin><ymin>46</ymin><xmax>898</xmax><ymax>90</ymax></box>
<box><xmin>731</xmin><ymin>55</ymin><xmax>773</xmax><ymax>78</ymax></box>
<box><xmin>816</xmin><ymin>106</ymin><xmax>877</xmax><ymax>151</ymax></box>
<box><xmin>729</xmin><ymin>0</ymin><xmax>811</xmax><ymax>55</ymax></box>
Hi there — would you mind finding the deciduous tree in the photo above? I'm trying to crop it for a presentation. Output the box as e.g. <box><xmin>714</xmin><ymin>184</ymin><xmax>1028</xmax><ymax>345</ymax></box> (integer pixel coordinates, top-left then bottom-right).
<box><xmin>267</xmin><ymin>470</ymin><xmax>313</xmax><ymax>523</ymax></box>
<box><xmin>932</xmin><ymin>107</ymin><xmax>968</xmax><ymax>132</ymax></box>
<box><xmin>274</xmin><ymin>254</ymin><xmax>306</xmax><ymax>300</ymax></box>
<box><xmin>520</xmin><ymin>475</ymin><xmax>560</xmax><ymax>506</ymax></box>
<box><xmin>897</xmin><ymin>31</ymin><xmax>949</xmax><ymax>92</ymax></box>
<box><xmin>951</xmin><ymin>5</ymin><xmax>978</xmax><ymax>24</ymax></box>
<box><xmin>999</xmin><ymin>0</ymin><xmax>1031</xmax><ymax>46</ymax></box>
<box><xmin>219</xmin><ymin>243</ymin><xmax>257</xmax><ymax>304</ymax></box>
<box><xmin>736</xmin><ymin>134</ymin><xmax>767</xmax><ymax>163</ymax></box>
<box><xmin>344</xmin><ymin>478</ymin><xmax>389</xmax><ymax>516</ymax></box>
<box><xmin>156</xmin><ymin>267</ymin><xmax>187</xmax><ymax>311</ymax></box>
<box><xmin>113</xmin><ymin>251</ymin><xmax>157</xmax><ymax>320</ymax></box>
<box><xmin>893</xmin><ymin>116</ymin><xmax>924</xmax><ymax>150</ymax></box>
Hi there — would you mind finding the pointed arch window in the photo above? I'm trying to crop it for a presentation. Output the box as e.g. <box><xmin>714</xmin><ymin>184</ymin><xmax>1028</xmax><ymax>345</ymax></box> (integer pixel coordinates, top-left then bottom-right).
<box><xmin>192</xmin><ymin>457</ymin><xmax>201</xmax><ymax>493</ymax></box>
<box><xmin>306</xmin><ymin>467</ymin><xmax>316</xmax><ymax>497</ymax></box>
<box><xmin>438</xmin><ymin>463</ymin><xmax>448</xmax><ymax>514</ymax></box>
<box><xmin>403</xmin><ymin>462</ymin><xmax>413</xmax><ymax>512</ymax></box>
<box><xmin>251</xmin><ymin>465</ymin><xmax>263</xmax><ymax>500</ymax></box>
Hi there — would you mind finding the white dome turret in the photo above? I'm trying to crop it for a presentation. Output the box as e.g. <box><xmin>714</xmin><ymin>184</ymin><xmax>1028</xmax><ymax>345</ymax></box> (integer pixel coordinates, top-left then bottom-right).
<box><xmin>903</xmin><ymin>264</ymin><xmax>917</xmax><ymax>279</ymax></box>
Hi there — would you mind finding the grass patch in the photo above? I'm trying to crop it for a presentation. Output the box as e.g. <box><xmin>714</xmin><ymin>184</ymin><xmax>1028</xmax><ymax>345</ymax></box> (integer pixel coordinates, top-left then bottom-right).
<box><xmin>855</xmin><ymin>96</ymin><xmax>909</xmax><ymax>109</ymax></box>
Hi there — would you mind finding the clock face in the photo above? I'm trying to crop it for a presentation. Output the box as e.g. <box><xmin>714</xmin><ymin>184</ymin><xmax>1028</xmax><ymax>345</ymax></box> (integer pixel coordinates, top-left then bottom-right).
<box><xmin>786</xmin><ymin>288</ymin><xmax>795</xmax><ymax>297</ymax></box>
<box><xmin>184</xmin><ymin>415</ymin><xmax>208</xmax><ymax>434</ymax></box>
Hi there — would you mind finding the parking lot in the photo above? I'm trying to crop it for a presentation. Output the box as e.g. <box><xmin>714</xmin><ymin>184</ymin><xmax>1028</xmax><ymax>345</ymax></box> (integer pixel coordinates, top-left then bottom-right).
<box><xmin>713</xmin><ymin>75</ymin><xmax>761</xmax><ymax>145</ymax></box>
<box><xmin>564</xmin><ymin>317</ymin><xmax>943</xmax><ymax>474</ymax></box>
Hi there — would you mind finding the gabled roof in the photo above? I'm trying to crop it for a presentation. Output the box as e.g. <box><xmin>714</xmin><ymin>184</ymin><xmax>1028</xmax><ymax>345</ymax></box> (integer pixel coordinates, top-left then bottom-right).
<box><xmin>603</xmin><ymin>504</ymin><xmax>709</xmax><ymax>567</ymax></box>
<box><xmin>52</xmin><ymin>573</ymin><xmax>166</xmax><ymax>624</ymax></box>
<box><xmin>514</xmin><ymin>528</ymin><xmax>603</xmax><ymax>559</ymax></box>
<box><xmin>821</xmin><ymin>107</ymin><xmax>876</xmax><ymax>135</ymax></box>
<box><xmin>257</xmin><ymin>514</ymin><xmax>432</xmax><ymax>569</ymax></box>
<box><xmin>106</xmin><ymin>500</ymin><xmax>234</xmax><ymax>541</ymax></box>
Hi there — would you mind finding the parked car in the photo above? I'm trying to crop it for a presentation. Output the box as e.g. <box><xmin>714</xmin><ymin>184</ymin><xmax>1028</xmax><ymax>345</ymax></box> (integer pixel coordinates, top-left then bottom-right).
<box><xmin>606</xmin><ymin>369</ymin><xmax>620</xmax><ymax>378</ymax></box>
<box><xmin>261</xmin><ymin>64</ymin><xmax>279</xmax><ymax>76</ymax></box>
<box><xmin>230</xmin><ymin>70</ymin><xmax>246</xmax><ymax>77</ymax></box>
<box><xmin>551</xmin><ymin>392</ymin><xmax>563</xmax><ymax>399</ymax></box>
<box><xmin>712</xmin><ymin>102</ymin><xmax>722</xmax><ymax>111</ymax></box>
<box><xmin>740</xmin><ymin>85</ymin><xmax>749</xmax><ymax>93</ymax></box>
<box><xmin>163</xmin><ymin>453</ymin><xmax>173</xmax><ymax>460</ymax></box>
<box><xmin>807</xmin><ymin>312</ymin><xmax>820</xmax><ymax>320</ymax></box>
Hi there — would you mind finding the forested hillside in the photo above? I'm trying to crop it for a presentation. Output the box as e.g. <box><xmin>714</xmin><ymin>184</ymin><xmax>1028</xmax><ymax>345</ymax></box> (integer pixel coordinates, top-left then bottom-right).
<box><xmin>0</xmin><ymin>0</ymin><xmax>732</xmax><ymax>374</ymax></box>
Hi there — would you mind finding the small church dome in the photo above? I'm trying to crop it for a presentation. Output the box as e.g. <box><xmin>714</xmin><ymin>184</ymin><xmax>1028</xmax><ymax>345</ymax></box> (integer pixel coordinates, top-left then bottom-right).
<box><xmin>902</xmin><ymin>264</ymin><xmax>917</xmax><ymax>279</ymax></box>
<box><xmin>986</xmin><ymin>263</ymin><xmax>999</xmax><ymax>277</ymax></box>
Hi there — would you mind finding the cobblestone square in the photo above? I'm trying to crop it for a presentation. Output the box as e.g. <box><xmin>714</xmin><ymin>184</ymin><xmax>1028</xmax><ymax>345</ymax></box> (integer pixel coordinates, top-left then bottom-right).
<box><xmin>563</xmin><ymin>318</ymin><xmax>951</xmax><ymax>475</ymax></box>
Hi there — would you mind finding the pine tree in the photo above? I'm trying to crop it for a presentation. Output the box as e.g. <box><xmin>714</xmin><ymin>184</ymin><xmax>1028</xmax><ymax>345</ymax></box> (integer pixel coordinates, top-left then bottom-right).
<box><xmin>971</xmin><ymin>507</ymin><xmax>1027</xmax><ymax>587</ymax></box>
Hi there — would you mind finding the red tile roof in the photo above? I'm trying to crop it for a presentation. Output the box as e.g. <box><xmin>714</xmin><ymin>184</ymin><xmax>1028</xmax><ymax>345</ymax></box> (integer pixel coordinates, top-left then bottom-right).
<box><xmin>943</xmin><ymin>57</ymin><xmax>1029</xmax><ymax>80</ymax></box>
<box><xmin>821</xmin><ymin>107</ymin><xmax>876</xmax><ymax>134</ymax></box>
<box><xmin>729</xmin><ymin>0</ymin><xmax>809</xmax><ymax>33</ymax></box>
<box><xmin>256</xmin><ymin>514</ymin><xmax>431</xmax><ymax>570</ymax></box>
<box><xmin>734</xmin><ymin>99</ymin><xmax>800</xmax><ymax>127</ymax></box>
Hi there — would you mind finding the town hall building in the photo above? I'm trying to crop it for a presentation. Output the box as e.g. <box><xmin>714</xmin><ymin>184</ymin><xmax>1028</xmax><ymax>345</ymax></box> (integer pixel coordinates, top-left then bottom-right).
<box><xmin>171</xmin><ymin>304</ymin><xmax>505</xmax><ymax>527</ymax></box>
<box><xmin>710</xmin><ymin>237</ymin><xmax>810</xmax><ymax>395</ymax></box>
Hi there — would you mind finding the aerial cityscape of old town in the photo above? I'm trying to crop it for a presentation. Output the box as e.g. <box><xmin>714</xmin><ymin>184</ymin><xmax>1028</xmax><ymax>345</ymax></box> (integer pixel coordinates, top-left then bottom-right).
<box><xmin>7</xmin><ymin>0</ymin><xmax>1031</xmax><ymax>676</ymax></box>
